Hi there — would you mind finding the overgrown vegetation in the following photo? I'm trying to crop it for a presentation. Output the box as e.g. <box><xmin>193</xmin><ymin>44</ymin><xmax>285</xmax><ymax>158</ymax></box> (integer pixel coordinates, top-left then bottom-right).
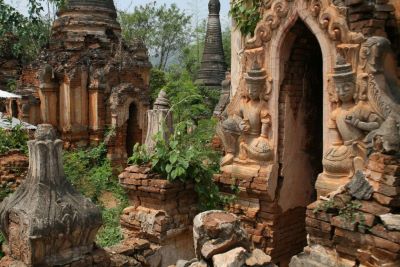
<box><xmin>230</xmin><ymin>0</ymin><xmax>262</xmax><ymax>36</ymax></box>
<box><xmin>314</xmin><ymin>199</ymin><xmax>369</xmax><ymax>231</ymax></box>
<box><xmin>0</xmin><ymin>119</ymin><xmax>28</xmax><ymax>155</ymax></box>
<box><xmin>63</xmin><ymin>142</ymin><xmax>128</xmax><ymax>247</ymax></box>
<box><xmin>0</xmin><ymin>0</ymin><xmax>65</xmax><ymax>62</ymax></box>
<box><xmin>129</xmin><ymin>120</ymin><xmax>233</xmax><ymax>211</ymax></box>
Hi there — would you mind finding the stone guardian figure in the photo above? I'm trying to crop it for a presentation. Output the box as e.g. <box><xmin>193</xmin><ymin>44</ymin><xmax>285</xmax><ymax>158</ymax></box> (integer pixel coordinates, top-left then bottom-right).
<box><xmin>218</xmin><ymin>62</ymin><xmax>273</xmax><ymax>167</ymax></box>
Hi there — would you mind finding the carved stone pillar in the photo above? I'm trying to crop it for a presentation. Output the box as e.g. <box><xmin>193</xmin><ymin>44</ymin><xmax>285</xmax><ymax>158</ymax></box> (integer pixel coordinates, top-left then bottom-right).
<box><xmin>39</xmin><ymin>65</ymin><xmax>59</xmax><ymax>126</ymax></box>
<box><xmin>144</xmin><ymin>90</ymin><xmax>173</xmax><ymax>152</ymax></box>
<box><xmin>0</xmin><ymin>124</ymin><xmax>103</xmax><ymax>266</ymax></box>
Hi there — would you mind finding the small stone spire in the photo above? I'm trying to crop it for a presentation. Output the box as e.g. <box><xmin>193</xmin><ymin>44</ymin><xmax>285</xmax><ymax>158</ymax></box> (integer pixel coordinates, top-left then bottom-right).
<box><xmin>144</xmin><ymin>90</ymin><xmax>173</xmax><ymax>152</ymax></box>
<box><xmin>0</xmin><ymin>124</ymin><xmax>102</xmax><ymax>266</ymax></box>
<box><xmin>195</xmin><ymin>0</ymin><xmax>227</xmax><ymax>89</ymax></box>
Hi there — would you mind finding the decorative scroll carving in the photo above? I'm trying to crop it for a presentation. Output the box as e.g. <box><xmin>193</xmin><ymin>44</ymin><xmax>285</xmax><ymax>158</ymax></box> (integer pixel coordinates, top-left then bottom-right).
<box><xmin>246</xmin><ymin>0</ymin><xmax>364</xmax><ymax>49</ymax></box>
<box><xmin>246</xmin><ymin>0</ymin><xmax>291</xmax><ymax>48</ymax></box>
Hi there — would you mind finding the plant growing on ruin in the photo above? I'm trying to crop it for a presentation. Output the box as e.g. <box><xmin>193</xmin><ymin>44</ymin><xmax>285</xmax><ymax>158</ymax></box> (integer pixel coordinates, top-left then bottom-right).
<box><xmin>129</xmin><ymin>120</ymin><xmax>231</xmax><ymax>210</ymax></box>
<box><xmin>63</xmin><ymin>142</ymin><xmax>128</xmax><ymax>247</ymax></box>
<box><xmin>230</xmin><ymin>0</ymin><xmax>262</xmax><ymax>36</ymax></box>
<box><xmin>0</xmin><ymin>120</ymin><xmax>29</xmax><ymax>155</ymax></box>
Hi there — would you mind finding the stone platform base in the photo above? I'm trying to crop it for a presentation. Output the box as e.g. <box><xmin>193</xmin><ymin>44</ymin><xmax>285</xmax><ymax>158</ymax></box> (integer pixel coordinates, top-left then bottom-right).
<box><xmin>0</xmin><ymin>247</ymin><xmax>112</xmax><ymax>267</ymax></box>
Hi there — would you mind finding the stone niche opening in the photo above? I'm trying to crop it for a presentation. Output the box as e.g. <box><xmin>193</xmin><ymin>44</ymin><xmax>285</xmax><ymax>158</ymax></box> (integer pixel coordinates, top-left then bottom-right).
<box><xmin>126</xmin><ymin>102</ymin><xmax>142</xmax><ymax>158</ymax></box>
<box><xmin>276</xmin><ymin>19</ymin><xmax>323</xmax><ymax>264</ymax></box>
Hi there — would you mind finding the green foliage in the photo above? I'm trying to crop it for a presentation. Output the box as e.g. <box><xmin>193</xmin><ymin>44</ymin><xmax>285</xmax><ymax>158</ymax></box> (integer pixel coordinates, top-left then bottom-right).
<box><xmin>0</xmin><ymin>0</ymin><xmax>66</xmax><ymax>62</ymax></box>
<box><xmin>222</xmin><ymin>26</ymin><xmax>232</xmax><ymax>68</ymax></box>
<box><xmin>119</xmin><ymin>2</ymin><xmax>192</xmax><ymax>70</ymax></box>
<box><xmin>63</xmin><ymin>142</ymin><xmax>128</xmax><ymax>247</ymax></box>
<box><xmin>129</xmin><ymin>143</ymin><xmax>151</xmax><ymax>166</ymax></box>
<box><xmin>338</xmin><ymin>200</ymin><xmax>362</xmax><ymax>222</ymax></box>
<box><xmin>96</xmin><ymin>205</ymin><xmax>126</xmax><ymax>248</ymax></box>
<box><xmin>149</xmin><ymin>68</ymin><xmax>168</xmax><ymax>103</ymax></box>
<box><xmin>162</xmin><ymin>70</ymin><xmax>217</xmax><ymax>124</ymax></box>
<box><xmin>0</xmin><ymin>185</ymin><xmax>12</xmax><ymax>202</ymax></box>
<box><xmin>128</xmin><ymin>120</ymin><xmax>230</xmax><ymax>211</ymax></box>
<box><xmin>313</xmin><ymin>199</ymin><xmax>336</xmax><ymax>214</ymax></box>
<box><xmin>0</xmin><ymin>120</ymin><xmax>29</xmax><ymax>155</ymax></box>
<box><xmin>230</xmin><ymin>0</ymin><xmax>262</xmax><ymax>36</ymax></box>
<box><xmin>0</xmin><ymin>232</ymin><xmax>4</xmax><ymax>258</ymax></box>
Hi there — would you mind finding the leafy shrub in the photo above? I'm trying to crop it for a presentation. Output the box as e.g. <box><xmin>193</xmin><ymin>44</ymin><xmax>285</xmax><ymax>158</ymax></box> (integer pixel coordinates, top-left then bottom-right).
<box><xmin>230</xmin><ymin>0</ymin><xmax>262</xmax><ymax>36</ymax></box>
<box><xmin>63</xmin><ymin>143</ymin><xmax>128</xmax><ymax>247</ymax></box>
<box><xmin>129</xmin><ymin>120</ymin><xmax>231</xmax><ymax>211</ymax></box>
<box><xmin>0</xmin><ymin>121</ymin><xmax>29</xmax><ymax>155</ymax></box>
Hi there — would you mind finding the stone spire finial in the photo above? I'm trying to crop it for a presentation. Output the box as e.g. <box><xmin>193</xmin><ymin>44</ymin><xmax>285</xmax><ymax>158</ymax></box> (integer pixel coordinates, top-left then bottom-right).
<box><xmin>195</xmin><ymin>0</ymin><xmax>226</xmax><ymax>89</ymax></box>
<box><xmin>145</xmin><ymin>90</ymin><xmax>173</xmax><ymax>152</ymax></box>
<box><xmin>209</xmin><ymin>0</ymin><xmax>221</xmax><ymax>14</ymax></box>
<box><xmin>0</xmin><ymin>124</ymin><xmax>102</xmax><ymax>266</ymax></box>
<box><xmin>153</xmin><ymin>90</ymin><xmax>170</xmax><ymax>110</ymax></box>
<box><xmin>66</xmin><ymin>0</ymin><xmax>116</xmax><ymax>11</ymax></box>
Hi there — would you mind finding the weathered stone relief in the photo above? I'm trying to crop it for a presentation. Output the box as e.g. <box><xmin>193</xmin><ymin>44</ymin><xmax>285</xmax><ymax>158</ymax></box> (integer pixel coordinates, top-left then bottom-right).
<box><xmin>0</xmin><ymin>124</ymin><xmax>102</xmax><ymax>266</ymax></box>
<box><xmin>222</xmin><ymin>0</ymin><xmax>400</xmax><ymax>265</ymax></box>
<box><xmin>218</xmin><ymin>61</ymin><xmax>273</xmax><ymax>167</ymax></box>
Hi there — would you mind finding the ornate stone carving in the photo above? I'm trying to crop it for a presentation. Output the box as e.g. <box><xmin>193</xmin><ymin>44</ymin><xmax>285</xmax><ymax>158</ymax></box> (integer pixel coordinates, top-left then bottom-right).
<box><xmin>316</xmin><ymin>56</ymin><xmax>382</xmax><ymax>196</ymax></box>
<box><xmin>218</xmin><ymin>62</ymin><xmax>273</xmax><ymax>167</ymax></box>
<box><xmin>246</xmin><ymin>0</ymin><xmax>291</xmax><ymax>48</ymax></box>
<box><xmin>144</xmin><ymin>90</ymin><xmax>173</xmax><ymax>152</ymax></box>
<box><xmin>0</xmin><ymin>124</ymin><xmax>102</xmax><ymax>266</ymax></box>
<box><xmin>246</xmin><ymin>0</ymin><xmax>364</xmax><ymax>49</ymax></box>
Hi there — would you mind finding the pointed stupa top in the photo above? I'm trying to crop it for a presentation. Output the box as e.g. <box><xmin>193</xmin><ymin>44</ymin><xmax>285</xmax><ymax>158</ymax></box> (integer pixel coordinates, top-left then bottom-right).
<box><xmin>209</xmin><ymin>0</ymin><xmax>221</xmax><ymax>14</ymax></box>
<box><xmin>195</xmin><ymin>0</ymin><xmax>226</xmax><ymax>89</ymax></box>
<box><xmin>67</xmin><ymin>0</ymin><xmax>116</xmax><ymax>10</ymax></box>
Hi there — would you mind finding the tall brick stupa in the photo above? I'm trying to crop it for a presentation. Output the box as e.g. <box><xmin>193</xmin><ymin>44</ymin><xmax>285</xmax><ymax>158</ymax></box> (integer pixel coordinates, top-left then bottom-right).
<box><xmin>196</xmin><ymin>0</ymin><xmax>226</xmax><ymax>88</ymax></box>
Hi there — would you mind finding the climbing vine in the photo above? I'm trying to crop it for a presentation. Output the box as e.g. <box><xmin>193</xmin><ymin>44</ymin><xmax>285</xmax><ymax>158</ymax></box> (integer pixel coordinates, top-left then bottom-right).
<box><xmin>230</xmin><ymin>0</ymin><xmax>262</xmax><ymax>36</ymax></box>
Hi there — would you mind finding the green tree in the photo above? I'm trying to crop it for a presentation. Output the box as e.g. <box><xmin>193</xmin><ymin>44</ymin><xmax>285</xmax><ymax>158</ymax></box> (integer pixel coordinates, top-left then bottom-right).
<box><xmin>0</xmin><ymin>0</ymin><xmax>66</xmax><ymax>62</ymax></box>
<box><xmin>119</xmin><ymin>2</ymin><xmax>192</xmax><ymax>70</ymax></box>
<box><xmin>222</xmin><ymin>26</ymin><xmax>231</xmax><ymax>69</ymax></box>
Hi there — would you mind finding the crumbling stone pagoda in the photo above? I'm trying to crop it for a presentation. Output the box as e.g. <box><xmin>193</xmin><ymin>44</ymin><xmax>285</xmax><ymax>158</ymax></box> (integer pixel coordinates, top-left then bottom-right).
<box><xmin>6</xmin><ymin>0</ymin><xmax>151</xmax><ymax>165</ymax></box>
<box><xmin>195</xmin><ymin>0</ymin><xmax>226</xmax><ymax>88</ymax></box>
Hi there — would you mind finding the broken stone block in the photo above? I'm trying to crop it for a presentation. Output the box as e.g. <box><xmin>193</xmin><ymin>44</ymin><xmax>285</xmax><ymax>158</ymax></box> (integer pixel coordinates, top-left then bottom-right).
<box><xmin>193</xmin><ymin>210</ymin><xmax>251</xmax><ymax>260</ymax></box>
<box><xmin>345</xmin><ymin>171</ymin><xmax>374</xmax><ymax>200</ymax></box>
<box><xmin>212</xmin><ymin>247</ymin><xmax>247</xmax><ymax>267</ymax></box>
<box><xmin>245</xmin><ymin>248</ymin><xmax>273</xmax><ymax>267</ymax></box>
<box><xmin>380</xmin><ymin>213</ymin><xmax>400</xmax><ymax>231</ymax></box>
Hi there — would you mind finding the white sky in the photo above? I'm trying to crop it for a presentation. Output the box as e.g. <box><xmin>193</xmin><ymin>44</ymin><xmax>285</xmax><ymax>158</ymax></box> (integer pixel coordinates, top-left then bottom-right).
<box><xmin>4</xmin><ymin>0</ymin><xmax>231</xmax><ymax>27</ymax></box>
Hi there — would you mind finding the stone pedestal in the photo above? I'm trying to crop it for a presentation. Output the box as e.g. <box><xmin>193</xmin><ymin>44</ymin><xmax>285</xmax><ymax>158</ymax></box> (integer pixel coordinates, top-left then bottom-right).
<box><xmin>0</xmin><ymin>124</ymin><xmax>107</xmax><ymax>267</ymax></box>
<box><xmin>215</xmin><ymin>162</ymin><xmax>309</xmax><ymax>266</ymax></box>
<box><xmin>290</xmin><ymin>153</ymin><xmax>400</xmax><ymax>267</ymax></box>
<box><xmin>118</xmin><ymin>165</ymin><xmax>197</xmax><ymax>267</ymax></box>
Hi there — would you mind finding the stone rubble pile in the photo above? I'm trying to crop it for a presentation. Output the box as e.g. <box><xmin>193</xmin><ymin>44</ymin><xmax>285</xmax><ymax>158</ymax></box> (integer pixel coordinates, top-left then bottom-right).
<box><xmin>290</xmin><ymin>152</ymin><xmax>400</xmax><ymax>267</ymax></box>
<box><xmin>172</xmin><ymin>210</ymin><xmax>276</xmax><ymax>267</ymax></box>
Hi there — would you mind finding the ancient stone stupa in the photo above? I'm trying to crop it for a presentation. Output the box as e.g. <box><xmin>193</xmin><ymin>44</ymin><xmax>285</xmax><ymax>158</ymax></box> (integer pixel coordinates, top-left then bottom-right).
<box><xmin>195</xmin><ymin>0</ymin><xmax>226</xmax><ymax>88</ymax></box>
<box><xmin>0</xmin><ymin>124</ymin><xmax>103</xmax><ymax>266</ymax></box>
<box><xmin>5</xmin><ymin>0</ymin><xmax>151</xmax><ymax>165</ymax></box>
<box><xmin>144</xmin><ymin>90</ymin><xmax>173</xmax><ymax>152</ymax></box>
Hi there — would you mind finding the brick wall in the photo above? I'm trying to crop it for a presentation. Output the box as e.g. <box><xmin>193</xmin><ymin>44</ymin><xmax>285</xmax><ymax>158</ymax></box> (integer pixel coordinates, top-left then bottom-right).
<box><xmin>0</xmin><ymin>150</ymin><xmax>28</xmax><ymax>200</ymax></box>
